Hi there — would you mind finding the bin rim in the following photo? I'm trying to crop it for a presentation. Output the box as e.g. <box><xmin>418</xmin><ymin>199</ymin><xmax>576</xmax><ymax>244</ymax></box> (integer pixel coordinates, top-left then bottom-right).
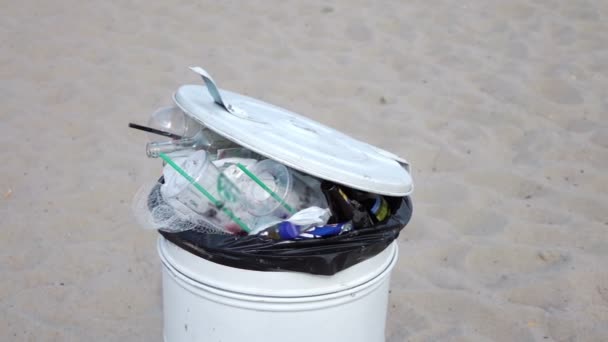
<box><xmin>157</xmin><ymin>236</ymin><xmax>398</xmax><ymax>298</ymax></box>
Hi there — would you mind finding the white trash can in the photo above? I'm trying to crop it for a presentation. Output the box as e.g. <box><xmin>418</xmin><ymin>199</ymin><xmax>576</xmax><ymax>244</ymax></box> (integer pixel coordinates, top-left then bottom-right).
<box><xmin>152</xmin><ymin>67</ymin><xmax>413</xmax><ymax>342</ymax></box>
<box><xmin>158</xmin><ymin>236</ymin><xmax>398</xmax><ymax>342</ymax></box>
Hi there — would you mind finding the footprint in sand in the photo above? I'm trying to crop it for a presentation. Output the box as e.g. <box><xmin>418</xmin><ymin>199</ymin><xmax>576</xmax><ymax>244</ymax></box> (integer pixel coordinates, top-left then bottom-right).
<box><xmin>499</xmin><ymin>275</ymin><xmax>574</xmax><ymax>310</ymax></box>
<box><xmin>538</xmin><ymin>78</ymin><xmax>584</xmax><ymax>105</ymax></box>
<box><xmin>456</xmin><ymin>209</ymin><xmax>510</xmax><ymax>236</ymax></box>
<box><xmin>464</xmin><ymin>245</ymin><xmax>569</xmax><ymax>277</ymax></box>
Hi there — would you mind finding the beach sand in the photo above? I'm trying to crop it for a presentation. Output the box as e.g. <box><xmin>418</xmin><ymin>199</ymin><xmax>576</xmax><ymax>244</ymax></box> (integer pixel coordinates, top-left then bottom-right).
<box><xmin>1</xmin><ymin>1</ymin><xmax>607</xmax><ymax>341</ymax></box>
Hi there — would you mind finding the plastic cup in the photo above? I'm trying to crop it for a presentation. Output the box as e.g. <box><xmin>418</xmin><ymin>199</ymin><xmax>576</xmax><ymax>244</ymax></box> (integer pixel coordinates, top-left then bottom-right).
<box><xmin>147</xmin><ymin>106</ymin><xmax>202</xmax><ymax>142</ymax></box>
<box><xmin>160</xmin><ymin>151</ymin><xmax>245</xmax><ymax>232</ymax></box>
<box><xmin>239</xmin><ymin>159</ymin><xmax>327</xmax><ymax>219</ymax></box>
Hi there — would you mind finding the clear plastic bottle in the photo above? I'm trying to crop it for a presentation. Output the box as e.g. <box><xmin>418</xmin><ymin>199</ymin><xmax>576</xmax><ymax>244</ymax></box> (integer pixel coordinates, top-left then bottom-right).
<box><xmin>146</xmin><ymin>128</ymin><xmax>238</xmax><ymax>158</ymax></box>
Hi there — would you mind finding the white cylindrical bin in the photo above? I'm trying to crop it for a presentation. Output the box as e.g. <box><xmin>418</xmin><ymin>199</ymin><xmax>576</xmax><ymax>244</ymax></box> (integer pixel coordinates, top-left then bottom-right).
<box><xmin>158</xmin><ymin>237</ymin><xmax>398</xmax><ymax>342</ymax></box>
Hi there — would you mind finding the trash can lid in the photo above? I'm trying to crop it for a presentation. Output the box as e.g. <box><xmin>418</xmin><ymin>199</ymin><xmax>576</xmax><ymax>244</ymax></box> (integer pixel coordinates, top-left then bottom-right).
<box><xmin>173</xmin><ymin>67</ymin><xmax>413</xmax><ymax>196</ymax></box>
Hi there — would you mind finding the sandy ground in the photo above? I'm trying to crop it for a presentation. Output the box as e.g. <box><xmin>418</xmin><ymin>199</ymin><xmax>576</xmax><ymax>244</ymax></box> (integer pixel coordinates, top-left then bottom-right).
<box><xmin>1</xmin><ymin>0</ymin><xmax>608</xmax><ymax>341</ymax></box>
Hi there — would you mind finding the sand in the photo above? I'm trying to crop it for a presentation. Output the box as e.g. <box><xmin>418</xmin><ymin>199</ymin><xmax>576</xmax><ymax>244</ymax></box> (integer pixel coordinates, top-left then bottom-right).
<box><xmin>1</xmin><ymin>0</ymin><xmax>607</xmax><ymax>341</ymax></box>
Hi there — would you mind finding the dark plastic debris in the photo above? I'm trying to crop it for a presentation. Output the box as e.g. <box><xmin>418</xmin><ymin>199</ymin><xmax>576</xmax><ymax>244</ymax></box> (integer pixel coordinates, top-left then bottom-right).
<box><xmin>151</xmin><ymin>180</ymin><xmax>413</xmax><ymax>275</ymax></box>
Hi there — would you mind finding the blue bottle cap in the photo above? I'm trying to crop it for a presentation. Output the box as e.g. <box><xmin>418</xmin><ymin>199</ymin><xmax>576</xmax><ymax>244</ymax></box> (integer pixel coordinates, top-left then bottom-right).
<box><xmin>278</xmin><ymin>221</ymin><xmax>301</xmax><ymax>240</ymax></box>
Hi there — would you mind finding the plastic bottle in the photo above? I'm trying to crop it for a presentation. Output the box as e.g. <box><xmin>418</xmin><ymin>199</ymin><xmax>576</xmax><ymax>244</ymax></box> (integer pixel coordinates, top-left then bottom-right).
<box><xmin>259</xmin><ymin>221</ymin><xmax>353</xmax><ymax>240</ymax></box>
<box><xmin>259</xmin><ymin>221</ymin><xmax>301</xmax><ymax>240</ymax></box>
<box><xmin>146</xmin><ymin>128</ymin><xmax>237</xmax><ymax>158</ymax></box>
<box><xmin>298</xmin><ymin>222</ymin><xmax>353</xmax><ymax>239</ymax></box>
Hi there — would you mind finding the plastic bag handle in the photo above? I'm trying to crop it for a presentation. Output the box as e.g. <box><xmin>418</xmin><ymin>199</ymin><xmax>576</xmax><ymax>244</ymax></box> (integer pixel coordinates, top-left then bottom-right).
<box><xmin>189</xmin><ymin>66</ymin><xmax>247</xmax><ymax>117</ymax></box>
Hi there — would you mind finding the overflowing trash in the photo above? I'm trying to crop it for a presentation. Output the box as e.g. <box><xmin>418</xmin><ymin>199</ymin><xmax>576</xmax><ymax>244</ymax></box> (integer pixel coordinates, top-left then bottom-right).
<box><xmin>131</xmin><ymin>67</ymin><xmax>413</xmax><ymax>275</ymax></box>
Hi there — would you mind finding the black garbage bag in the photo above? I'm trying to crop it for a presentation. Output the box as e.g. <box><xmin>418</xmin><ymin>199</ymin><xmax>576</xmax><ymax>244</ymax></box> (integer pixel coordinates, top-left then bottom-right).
<box><xmin>151</xmin><ymin>180</ymin><xmax>413</xmax><ymax>275</ymax></box>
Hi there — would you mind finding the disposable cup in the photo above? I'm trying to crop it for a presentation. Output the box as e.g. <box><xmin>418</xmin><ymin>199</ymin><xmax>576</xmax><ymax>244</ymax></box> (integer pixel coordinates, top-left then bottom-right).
<box><xmin>161</xmin><ymin>151</ymin><xmax>245</xmax><ymax>232</ymax></box>
<box><xmin>239</xmin><ymin>159</ymin><xmax>327</xmax><ymax>219</ymax></box>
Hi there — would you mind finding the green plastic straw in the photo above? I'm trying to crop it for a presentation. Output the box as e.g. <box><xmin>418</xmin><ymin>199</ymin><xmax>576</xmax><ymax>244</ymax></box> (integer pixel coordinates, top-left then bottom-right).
<box><xmin>158</xmin><ymin>152</ymin><xmax>250</xmax><ymax>233</ymax></box>
<box><xmin>236</xmin><ymin>163</ymin><xmax>296</xmax><ymax>214</ymax></box>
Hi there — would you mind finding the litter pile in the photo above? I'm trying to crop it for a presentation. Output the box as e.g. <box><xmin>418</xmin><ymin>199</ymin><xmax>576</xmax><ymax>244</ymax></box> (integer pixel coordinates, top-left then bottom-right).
<box><xmin>131</xmin><ymin>67</ymin><xmax>413</xmax><ymax>275</ymax></box>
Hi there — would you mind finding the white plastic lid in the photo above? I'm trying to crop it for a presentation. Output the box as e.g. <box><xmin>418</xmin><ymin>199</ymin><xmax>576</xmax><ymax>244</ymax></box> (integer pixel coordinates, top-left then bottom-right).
<box><xmin>172</xmin><ymin>67</ymin><xmax>413</xmax><ymax>196</ymax></box>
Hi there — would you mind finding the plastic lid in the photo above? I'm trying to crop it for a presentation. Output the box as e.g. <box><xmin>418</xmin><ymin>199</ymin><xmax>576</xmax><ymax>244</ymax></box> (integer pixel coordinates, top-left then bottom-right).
<box><xmin>173</xmin><ymin>67</ymin><xmax>413</xmax><ymax>196</ymax></box>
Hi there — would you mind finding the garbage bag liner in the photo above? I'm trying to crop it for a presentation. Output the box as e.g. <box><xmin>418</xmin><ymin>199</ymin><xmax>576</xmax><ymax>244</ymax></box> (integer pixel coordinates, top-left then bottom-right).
<box><xmin>152</xmin><ymin>181</ymin><xmax>413</xmax><ymax>275</ymax></box>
